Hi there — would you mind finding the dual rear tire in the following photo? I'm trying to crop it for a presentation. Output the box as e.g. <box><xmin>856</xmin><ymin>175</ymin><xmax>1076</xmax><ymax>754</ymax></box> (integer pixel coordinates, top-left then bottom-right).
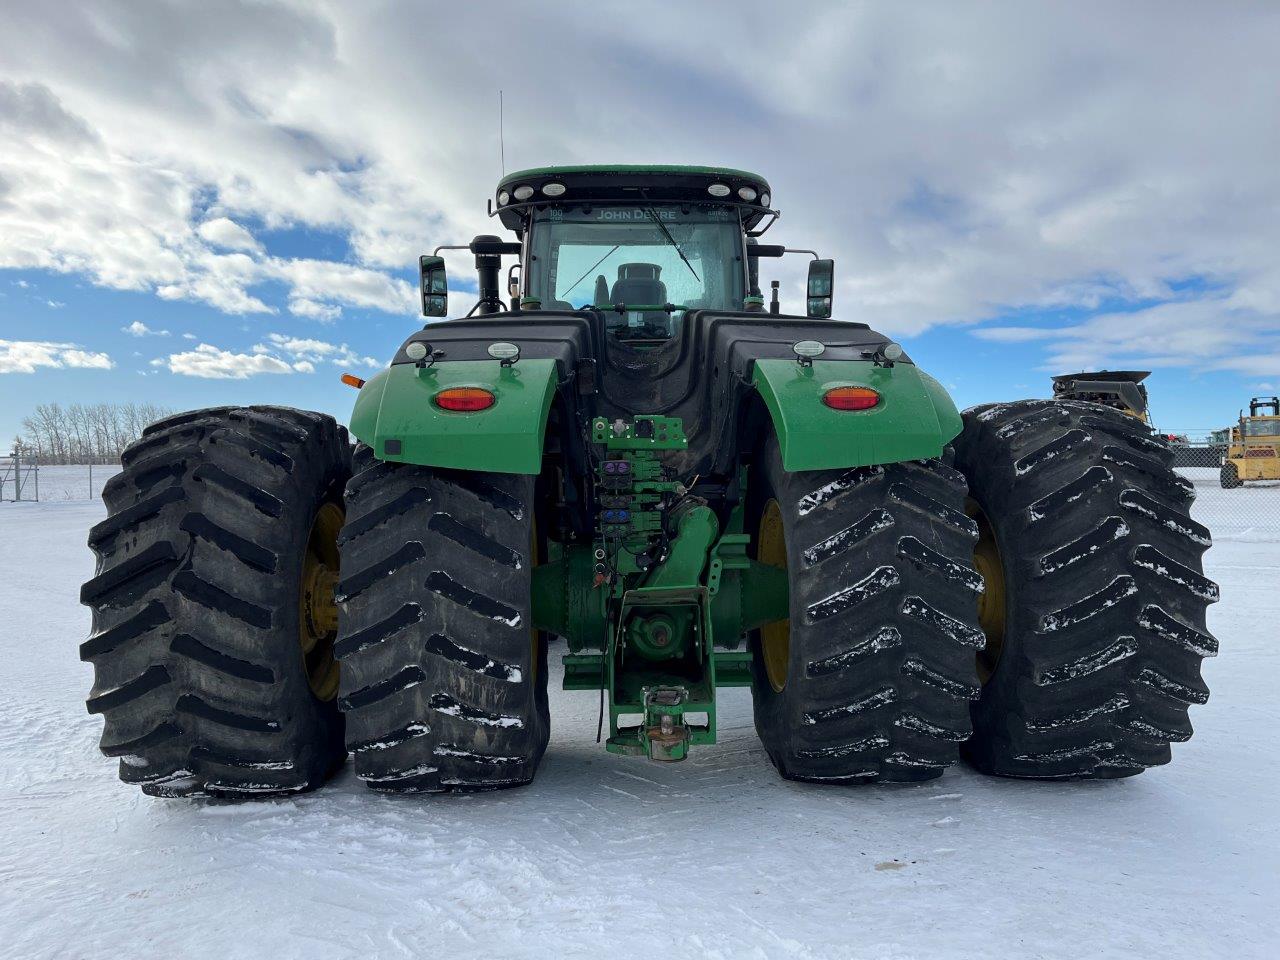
<box><xmin>82</xmin><ymin>417</ymin><xmax>549</xmax><ymax>798</ymax></box>
<box><xmin>748</xmin><ymin>400</ymin><xmax>1218</xmax><ymax>782</ymax></box>
<box><xmin>83</xmin><ymin>400</ymin><xmax>1217</xmax><ymax>796</ymax></box>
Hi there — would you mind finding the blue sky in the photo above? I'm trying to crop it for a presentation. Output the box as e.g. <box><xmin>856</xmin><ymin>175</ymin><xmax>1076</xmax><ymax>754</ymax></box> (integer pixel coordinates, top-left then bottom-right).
<box><xmin>2</xmin><ymin>2</ymin><xmax>1278</xmax><ymax>446</ymax></box>
<box><xmin>0</xmin><ymin>259</ymin><xmax>418</xmax><ymax>442</ymax></box>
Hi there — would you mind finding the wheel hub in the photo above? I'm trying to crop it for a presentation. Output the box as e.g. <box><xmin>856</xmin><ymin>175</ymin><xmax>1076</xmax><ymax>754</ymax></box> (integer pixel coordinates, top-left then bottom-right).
<box><xmin>298</xmin><ymin>501</ymin><xmax>344</xmax><ymax>701</ymax></box>
<box><xmin>757</xmin><ymin>498</ymin><xmax>790</xmax><ymax>692</ymax></box>
<box><xmin>966</xmin><ymin>497</ymin><xmax>1006</xmax><ymax>684</ymax></box>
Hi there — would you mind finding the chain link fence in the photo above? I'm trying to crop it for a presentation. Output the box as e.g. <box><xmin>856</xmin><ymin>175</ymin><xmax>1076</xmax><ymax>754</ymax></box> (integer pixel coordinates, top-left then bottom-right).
<box><xmin>1161</xmin><ymin>429</ymin><xmax>1278</xmax><ymax>545</ymax></box>
<box><xmin>0</xmin><ymin>452</ymin><xmax>39</xmax><ymax>501</ymax></box>
<box><xmin>0</xmin><ymin>460</ymin><xmax>125</xmax><ymax>502</ymax></box>
<box><xmin>2</xmin><ymin>435</ymin><xmax>1273</xmax><ymax>553</ymax></box>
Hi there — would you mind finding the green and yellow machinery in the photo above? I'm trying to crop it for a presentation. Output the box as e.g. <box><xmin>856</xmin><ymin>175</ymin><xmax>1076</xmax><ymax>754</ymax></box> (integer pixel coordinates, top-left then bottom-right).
<box><xmin>81</xmin><ymin>166</ymin><xmax>1219</xmax><ymax>798</ymax></box>
<box><xmin>1221</xmin><ymin>396</ymin><xmax>1280</xmax><ymax>488</ymax></box>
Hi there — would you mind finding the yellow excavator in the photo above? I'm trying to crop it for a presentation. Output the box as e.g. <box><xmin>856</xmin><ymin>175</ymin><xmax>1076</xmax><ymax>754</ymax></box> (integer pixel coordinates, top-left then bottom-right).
<box><xmin>1220</xmin><ymin>396</ymin><xmax>1280</xmax><ymax>488</ymax></box>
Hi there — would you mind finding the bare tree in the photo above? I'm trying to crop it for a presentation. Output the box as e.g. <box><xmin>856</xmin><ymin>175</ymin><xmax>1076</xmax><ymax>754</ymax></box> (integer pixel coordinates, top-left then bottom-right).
<box><xmin>20</xmin><ymin>402</ymin><xmax>173</xmax><ymax>464</ymax></box>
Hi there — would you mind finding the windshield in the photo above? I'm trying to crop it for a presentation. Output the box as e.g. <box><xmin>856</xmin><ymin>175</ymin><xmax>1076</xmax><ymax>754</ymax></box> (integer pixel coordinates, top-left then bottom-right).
<box><xmin>527</xmin><ymin>206</ymin><xmax>744</xmax><ymax>338</ymax></box>
<box><xmin>1244</xmin><ymin>419</ymin><xmax>1280</xmax><ymax>437</ymax></box>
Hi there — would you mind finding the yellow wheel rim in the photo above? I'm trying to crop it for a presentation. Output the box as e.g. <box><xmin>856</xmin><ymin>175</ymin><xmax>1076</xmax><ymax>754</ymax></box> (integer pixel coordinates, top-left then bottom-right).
<box><xmin>298</xmin><ymin>501</ymin><xmax>343</xmax><ymax>701</ymax></box>
<box><xmin>967</xmin><ymin>497</ymin><xmax>1006</xmax><ymax>685</ymax></box>
<box><xmin>757</xmin><ymin>499</ymin><xmax>790</xmax><ymax>692</ymax></box>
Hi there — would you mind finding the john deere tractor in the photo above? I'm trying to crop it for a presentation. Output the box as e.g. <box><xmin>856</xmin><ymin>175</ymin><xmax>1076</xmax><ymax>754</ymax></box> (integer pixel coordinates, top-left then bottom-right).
<box><xmin>1220</xmin><ymin>396</ymin><xmax>1280</xmax><ymax>488</ymax></box>
<box><xmin>81</xmin><ymin>166</ymin><xmax>1219</xmax><ymax>798</ymax></box>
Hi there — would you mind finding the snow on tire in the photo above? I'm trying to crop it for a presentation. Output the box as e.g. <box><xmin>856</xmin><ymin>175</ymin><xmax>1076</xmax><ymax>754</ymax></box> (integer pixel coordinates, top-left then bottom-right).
<box><xmin>748</xmin><ymin>436</ymin><xmax>984</xmax><ymax>783</ymax></box>
<box><xmin>81</xmin><ymin>407</ymin><xmax>351</xmax><ymax>798</ymax></box>
<box><xmin>954</xmin><ymin>400</ymin><xmax>1219</xmax><ymax>778</ymax></box>
<box><xmin>335</xmin><ymin>444</ymin><xmax>549</xmax><ymax>793</ymax></box>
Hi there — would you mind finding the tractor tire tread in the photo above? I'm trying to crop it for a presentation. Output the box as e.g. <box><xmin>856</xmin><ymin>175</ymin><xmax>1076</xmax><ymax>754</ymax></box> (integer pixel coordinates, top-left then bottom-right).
<box><xmin>336</xmin><ymin>443</ymin><xmax>548</xmax><ymax>793</ymax></box>
<box><xmin>953</xmin><ymin>400</ymin><xmax>1217</xmax><ymax>779</ymax></box>
<box><xmin>81</xmin><ymin>406</ymin><xmax>350</xmax><ymax>798</ymax></box>
<box><xmin>750</xmin><ymin>438</ymin><xmax>982</xmax><ymax>783</ymax></box>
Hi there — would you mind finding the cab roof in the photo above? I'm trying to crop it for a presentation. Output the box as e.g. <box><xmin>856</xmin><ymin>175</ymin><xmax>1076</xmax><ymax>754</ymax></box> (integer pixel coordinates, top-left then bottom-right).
<box><xmin>493</xmin><ymin>165</ymin><xmax>774</xmax><ymax>233</ymax></box>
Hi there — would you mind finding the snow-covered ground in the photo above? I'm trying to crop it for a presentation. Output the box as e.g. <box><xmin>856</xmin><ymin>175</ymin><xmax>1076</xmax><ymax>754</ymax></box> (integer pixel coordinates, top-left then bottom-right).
<box><xmin>1</xmin><ymin>468</ymin><xmax>1276</xmax><ymax>960</ymax></box>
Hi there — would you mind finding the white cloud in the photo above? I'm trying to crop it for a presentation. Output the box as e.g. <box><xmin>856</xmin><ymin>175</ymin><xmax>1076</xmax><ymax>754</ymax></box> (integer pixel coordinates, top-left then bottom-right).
<box><xmin>0</xmin><ymin>3</ymin><xmax>1278</xmax><ymax>372</ymax></box>
<box><xmin>159</xmin><ymin>333</ymin><xmax>379</xmax><ymax>378</ymax></box>
<box><xmin>288</xmin><ymin>297</ymin><xmax>342</xmax><ymax>322</ymax></box>
<box><xmin>162</xmin><ymin>343</ymin><xmax>296</xmax><ymax>379</ymax></box>
<box><xmin>181</xmin><ymin>332</ymin><xmax>196</xmax><ymax>340</ymax></box>
<box><xmin>968</xmin><ymin>297</ymin><xmax>1280</xmax><ymax>379</ymax></box>
<box><xmin>257</xmin><ymin>332</ymin><xmax>380</xmax><ymax>369</ymax></box>
<box><xmin>0</xmin><ymin>339</ymin><xmax>113</xmax><ymax>373</ymax></box>
<box><xmin>270</xmin><ymin>259</ymin><xmax>414</xmax><ymax>315</ymax></box>
<box><xmin>123</xmin><ymin>320</ymin><xmax>170</xmax><ymax>337</ymax></box>
<box><xmin>0</xmin><ymin>72</ymin><xmax>413</xmax><ymax>318</ymax></box>
<box><xmin>197</xmin><ymin>217</ymin><xmax>262</xmax><ymax>253</ymax></box>
<box><xmin>61</xmin><ymin>348</ymin><xmax>115</xmax><ymax>369</ymax></box>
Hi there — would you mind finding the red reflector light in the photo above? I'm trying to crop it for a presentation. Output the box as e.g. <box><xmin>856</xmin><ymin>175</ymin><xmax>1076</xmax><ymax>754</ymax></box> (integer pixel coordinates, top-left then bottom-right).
<box><xmin>434</xmin><ymin>387</ymin><xmax>495</xmax><ymax>412</ymax></box>
<box><xmin>822</xmin><ymin>386</ymin><xmax>880</xmax><ymax>410</ymax></box>
<box><xmin>340</xmin><ymin>373</ymin><xmax>365</xmax><ymax>389</ymax></box>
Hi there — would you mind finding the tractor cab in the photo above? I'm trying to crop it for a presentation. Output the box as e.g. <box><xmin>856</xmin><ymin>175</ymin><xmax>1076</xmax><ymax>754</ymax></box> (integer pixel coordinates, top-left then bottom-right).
<box><xmin>419</xmin><ymin>166</ymin><xmax>835</xmax><ymax>340</ymax></box>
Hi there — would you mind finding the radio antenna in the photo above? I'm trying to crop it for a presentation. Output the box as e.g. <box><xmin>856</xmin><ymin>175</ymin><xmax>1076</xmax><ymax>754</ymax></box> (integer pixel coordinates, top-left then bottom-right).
<box><xmin>499</xmin><ymin>89</ymin><xmax>506</xmax><ymax>176</ymax></box>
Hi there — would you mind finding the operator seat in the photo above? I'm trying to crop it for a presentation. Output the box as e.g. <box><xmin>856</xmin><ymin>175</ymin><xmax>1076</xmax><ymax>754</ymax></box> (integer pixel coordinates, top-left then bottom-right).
<box><xmin>610</xmin><ymin>263</ymin><xmax>667</xmax><ymax>306</ymax></box>
<box><xmin>608</xmin><ymin>263</ymin><xmax>672</xmax><ymax>336</ymax></box>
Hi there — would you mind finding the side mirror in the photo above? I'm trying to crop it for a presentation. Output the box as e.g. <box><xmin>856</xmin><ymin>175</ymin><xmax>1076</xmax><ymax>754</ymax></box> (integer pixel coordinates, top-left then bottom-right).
<box><xmin>806</xmin><ymin>259</ymin><xmax>834</xmax><ymax>318</ymax></box>
<box><xmin>419</xmin><ymin>255</ymin><xmax>448</xmax><ymax>317</ymax></box>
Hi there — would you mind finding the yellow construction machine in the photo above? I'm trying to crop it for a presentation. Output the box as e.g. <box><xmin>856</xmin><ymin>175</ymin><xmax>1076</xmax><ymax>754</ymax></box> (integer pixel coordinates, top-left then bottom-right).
<box><xmin>1221</xmin><ymin>396</ymin><xmax>1280</xmax><ymax>488</ymax></box>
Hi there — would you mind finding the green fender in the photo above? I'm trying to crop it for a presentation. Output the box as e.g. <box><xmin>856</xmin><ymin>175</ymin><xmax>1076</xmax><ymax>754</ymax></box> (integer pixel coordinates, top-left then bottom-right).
<box><xmin>752</xmin><ymin>359</ymin><xmax>963</xmax><ymax>472</ymax></box>
<box><xmin>348</xmin><ymin>359</ymin><xmax>558</xmax><ymax>474</ymax></box>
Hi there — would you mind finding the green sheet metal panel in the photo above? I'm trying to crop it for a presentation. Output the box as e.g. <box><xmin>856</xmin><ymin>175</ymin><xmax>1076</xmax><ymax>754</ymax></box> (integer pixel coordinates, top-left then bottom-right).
<box><xmin>752</xmin><ymin>359</ymin><xmax>963</xmax><ymax>472</ymax></box>
<box><xmin>348</xmin><ymin>359</ymin><xmax>558</xmax><ymax>475</ymax></box>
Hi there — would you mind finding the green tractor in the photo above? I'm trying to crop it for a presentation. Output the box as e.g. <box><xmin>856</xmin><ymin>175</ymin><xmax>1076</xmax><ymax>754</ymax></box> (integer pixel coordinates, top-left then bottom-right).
<box><xmin>81</xmin><ymin>166</ymin><xmax>1219</xmax><ymax>797</ymax></box>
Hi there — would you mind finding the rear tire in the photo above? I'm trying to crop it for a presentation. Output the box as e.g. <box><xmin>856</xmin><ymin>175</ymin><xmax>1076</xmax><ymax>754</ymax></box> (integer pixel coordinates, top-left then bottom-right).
<box><xmin>953</xmin><ymin>400</ymin><xmax>1219</xmax><ymax>778</ymax></box>
<box><xmin>747</xmin><ymin>437</ymin><xmax>984</xmax><ymax>783</ymax></box>
<box><xmin>335</xmin><ymin>444</ymin><xmax>549</xmax><ymax>792</ymax></box>
<box><xmin>1220</xmin><ymin>462</ymin><xmax>1241</xmax><ymax>489</ymax></box>
<box><xmin>81</xmin><ymin>407</ymin><xmax>351</xmax><ymax>798</ymax></box>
